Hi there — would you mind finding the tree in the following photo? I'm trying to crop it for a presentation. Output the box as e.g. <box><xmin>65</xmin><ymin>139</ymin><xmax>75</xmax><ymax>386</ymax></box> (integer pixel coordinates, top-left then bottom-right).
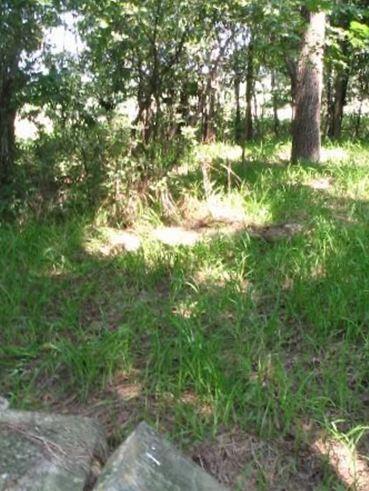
<box><xmin>0</xmin><ymin>0</ymin><xmax>56</xmax><ymax>186</ymax></box>
<box><xmin>291</xmin><ymin>7</ymin><xmax>326</xmax><ymax>163</ymax></box>
<box><xmin>79</xmin><ymin>0</ymin><xmax>202</xmax><ymax>145</ymax></box>
<box><xmin>325</xmin><ymin>1</ymin><xmax>352</xmax><ymax>140</ymax></box>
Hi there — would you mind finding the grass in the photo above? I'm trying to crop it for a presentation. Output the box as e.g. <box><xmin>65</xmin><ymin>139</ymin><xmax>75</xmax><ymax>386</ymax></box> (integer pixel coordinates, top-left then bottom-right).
<box><xmin>1</xmin><ymin>139</ymin><xmax>369</xmax><ymax>488</ymax></box>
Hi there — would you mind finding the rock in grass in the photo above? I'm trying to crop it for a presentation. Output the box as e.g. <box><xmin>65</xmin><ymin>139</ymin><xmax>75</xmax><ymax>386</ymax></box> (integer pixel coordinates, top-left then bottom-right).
<box><xmin>0</xmin><ymin>409</ymin><xmax>107</xmax><ymax>491</ymax></box>
<box><xmin>94</xmin><ymin>422</ymin><xmax>228</xmax><ymax>491</ymax></box>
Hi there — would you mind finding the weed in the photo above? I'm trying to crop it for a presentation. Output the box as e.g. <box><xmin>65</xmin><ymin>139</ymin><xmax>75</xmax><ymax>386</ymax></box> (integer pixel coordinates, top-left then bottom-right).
<box><xmin>1</xmin><ymin>140</ymin><xmax>369</xmax><ymax>488</ymax></box>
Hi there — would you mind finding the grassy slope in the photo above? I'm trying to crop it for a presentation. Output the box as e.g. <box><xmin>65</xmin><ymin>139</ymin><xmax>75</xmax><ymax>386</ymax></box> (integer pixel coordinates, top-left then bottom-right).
<box><xmin>1</xmin><ymin>140</ymin><xmax>369</xmax><ymax>489</ymax></box>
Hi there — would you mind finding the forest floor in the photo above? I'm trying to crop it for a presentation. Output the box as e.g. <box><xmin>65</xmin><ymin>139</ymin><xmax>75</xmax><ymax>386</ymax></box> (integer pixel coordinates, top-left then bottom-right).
<box><xmin>2</xmin><ymin>140</ymin><xmax>369</xmax><ymax>489</ymax></box>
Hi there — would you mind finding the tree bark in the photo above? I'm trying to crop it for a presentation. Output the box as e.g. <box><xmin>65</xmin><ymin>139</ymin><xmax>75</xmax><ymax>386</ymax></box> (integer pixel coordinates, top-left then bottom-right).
<box><xmin>355</xmin><ymin>94</ymin><xmax>363</xmax><ymax>139</ymax></box>
<box><xmin>178</xmin><ymin>86</ymin><xmax>190</xmax><ymax>132</ymax></box>
<box><xmin>245</xmin><ymin>40</ymin><xmax>254</xmax><ymax>141</ymax></box>
<box><xmin>327</xmin><ymin>69</ymin><xmax>349</xmax><ymax>140</ymax></box>
<box><xmin>271</xmin><ymin>71</ymin><xmax>280</xmax><ymax>137</ymax></box>
<box><xmin>234</xmin><ymin>74</ymin><xmax>242</xmax><ymax>144</ymax></box>
<box><xmin>291</xmin><ymin>9</ymin><xmax>326</xmax><ymax>164</ymax></box>
<box><xmin>0</xmin><ymin>110</ymin><xmax>15</xmax><ymax>186</ymax></box>
<box><xmin>202</xmin><ymin>72</ymin><xmax>217</xmax><ymax>143</ymax></box>
<box><xmin>0</xmin><ymin>44</ymin><xmax>21</xmax><ymax>186</ymax></box>
<box><xmin>0</xmin><ymin>78</ymin><xmax>17</xmax><ymax>186</ymax></box>
<box><xmin>327</xmin><ymin>0</ymin><xmax>350</xmax><ymax>141</ymax></box>
<box><xmin>323</xmin><ymin>61</ymin><xmax>333</xmax><ymax>137</ymax></box>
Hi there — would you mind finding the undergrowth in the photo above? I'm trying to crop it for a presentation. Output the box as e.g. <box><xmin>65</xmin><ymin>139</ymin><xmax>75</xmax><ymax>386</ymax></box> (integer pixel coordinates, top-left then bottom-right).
<box><xmin>1</xmin><ymin>139</ymin><xmax>369</xmax><ymax>488</ymax></box>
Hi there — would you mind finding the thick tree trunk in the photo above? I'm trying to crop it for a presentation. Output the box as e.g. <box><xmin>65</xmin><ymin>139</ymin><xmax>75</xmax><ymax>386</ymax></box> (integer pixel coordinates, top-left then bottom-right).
<box><xmin>245</xmin><ymin>41</ymin><xmax>254</xmax><ymax>141</ymax></box>
<box><xmin>291</xmin><ymin>9</ymin><xmax>326</xmax><ymax>164</ymax></box>
<box><xmin>0</xmin><ymin>96</ymin><xmax>16</xmax><ymax>186</ymax></box>
<box><xmin>327</xmin><ymin>69</ymin><xmax>349</xmax><ymax>140</ymax></box>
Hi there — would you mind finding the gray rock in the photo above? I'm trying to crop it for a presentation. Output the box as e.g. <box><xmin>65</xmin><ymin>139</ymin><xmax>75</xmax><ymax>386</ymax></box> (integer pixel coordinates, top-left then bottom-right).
<box><xmin>0</xmin><ymin>409</ymin><xmax>107</xmax><ymax>491</ymax></box>
<box><xmin>94</xmin><ymin>422</ymin><xmax>228</xmax><ymax>491</ymax></box>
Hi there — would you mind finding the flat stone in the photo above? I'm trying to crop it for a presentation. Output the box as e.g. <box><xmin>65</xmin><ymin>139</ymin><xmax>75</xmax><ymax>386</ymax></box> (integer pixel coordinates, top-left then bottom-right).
<box><xmin>94</xmin><ymin>422</ymin><xmax>228</xmax><ymax>491</ymax></box>
<box><xmin>0</xmin><ymin>409</ymin><xmax>107</xmax><ymax>491</ymax></box>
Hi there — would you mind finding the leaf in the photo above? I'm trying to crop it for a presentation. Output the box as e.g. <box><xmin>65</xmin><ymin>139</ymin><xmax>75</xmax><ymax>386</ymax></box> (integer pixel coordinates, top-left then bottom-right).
<box><xmin>350</xmin><ymin>21</ymin><xmax>369</xmax><ymax>40</ymax></box>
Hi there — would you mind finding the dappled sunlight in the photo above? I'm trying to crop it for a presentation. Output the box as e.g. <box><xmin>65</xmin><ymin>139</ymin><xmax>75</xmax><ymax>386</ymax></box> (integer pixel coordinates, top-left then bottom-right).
<box><xmin>180</xmin><ymin>193</ymin><xmax>248</xmax><ymax>228</ymax></box>
<box><xmin>4</xmin><ymin>136</ymin><xmax>369</xmax><ymax>490</ymax></box>
<box><xmin>150</xmin><ymin>219</ymin><xmax>246</xmax><ymax>247</ymax></box>
<box><xmin>252</xmin><ymin>143</ymin><xmax>349</xmax><ymax>165</ymax></box>
<box><xmin>84</xmin><ymin>227</ymin><xmax>141</xmax><ymax>256</ymax></box>
<box><xmin>83</xmin><ymin>222</ymin><xmax>243</xmax><ymax>254</ymax></box>
<box><xmin>114</xmin><ymin>382</ymin><xmax>143</xmax><ymax>402</ymax></box>
<box><xmin>109</xmin><ymin>371</ymin><xmax>143</xmax><ymax>402</ymax></box>
<box><xmin>206</xmin><ymin>195</ymin><xmax>246</xmax><ymax>224</ymax></box>
<box><xmin>196</xmin><ymin>143</ymin><xmax>243</xmax><ymax>163</ymax></box>
<box><xmin>152</xmin><ymin>226</ymin><xmax>200</xmax><ymax>247</ymax></box>
<box><xmin>307</xmin><ymin>177</ymin><xmax>333</xmax><ymax>191</ymax></box>
<box><xmin>83</xmin><ymin>195</ymin><xmax>251</xmax><ymax>252</ymax></box>
<box><xmin>82</xmin><ymin>193</ymin><xmax>251</xmax><ymax>253</ymax></box>
<box><xmin>102</xmin><ymin>228</ymin><xmax>141</xmax><ymax>252</ymax></box>
<box><xmin>321</xmin><ymin>147</ymin><xmax>349</xmax><ymax>163</ymax></box>
<box><xmin>346</xmin><ymin>177</ymin><xmax>369</xmax><ymax>201</ymax></box>
<box><xmin>82</xmin><ymin>196</ymin><xmax>300</xmax><ymax>255</ymax></box>
<box><xmin>179</xmin><ymin>391</ymin><xmax>213</xmax><ymax>417</ymax></box>
<box><xmin>274</xmin><ymin>142</ymin><xmax>292</xmax><ymax>162</ymax></box>
<box><xmin>192</xmin><ymin>266</ymin><xmax>232</xmax><ymax>288</ymax></box>
<box><xmin>309</xmin><ymin>263</ymin><xmax>327</xmax><ymax>280</ymax></box>
<box><xmin>47</xmin><ymin>267</ymin><xmax>67</xmax><ymax>277</ymax></box>
<box><xmin>172</xmin><ymin>299</ymin><xmax>199</xmax><ymax>319</ymax></box>
<box><xmin>4</xmin><ymin>1</ymin><xmax>369</xmax><ymax>488</ymax></box>
<box><xmin>312</xmin><ymin>434</ymin><xmax>369</xmax><ymax>490</ymax></box>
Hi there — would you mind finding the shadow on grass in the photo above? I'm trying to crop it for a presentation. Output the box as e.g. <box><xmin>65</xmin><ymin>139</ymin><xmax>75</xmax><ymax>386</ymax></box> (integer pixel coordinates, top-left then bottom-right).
<box><xmin>1</xmin><ymin>154</ymin><xmax>369</xmax><ymax>489</ymax></box>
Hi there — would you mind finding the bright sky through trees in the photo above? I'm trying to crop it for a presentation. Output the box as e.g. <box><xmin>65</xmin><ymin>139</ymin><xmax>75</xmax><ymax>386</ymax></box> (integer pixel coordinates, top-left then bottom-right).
<box><xmin>46</xmin><ymin>12</ymin><xmax>82</xmax><ymax>56</ymax></box>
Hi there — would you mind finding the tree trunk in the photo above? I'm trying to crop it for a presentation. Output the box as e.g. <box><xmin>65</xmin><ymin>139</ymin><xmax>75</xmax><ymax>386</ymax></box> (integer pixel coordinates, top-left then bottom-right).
<box><xmin>202</xmin><ymin>73</ymin><xmax>217</xmax><ymax>143</ymax></box>
<box><xmin>291</xmin><ymin>9</ymin><xmax>326</xmax><ymax>164</ymax></box>
<box><xmin>327</xmin><ymin>0</ymin><xmax>350</xmax><ymax>141</ymax></box>
<box><xmin>355</xmin><ymin>95</ymin><xmax>363</xmax><ymax>139</ymax></box>
<box><xmin>271</xmin><ymin>71</ymin><xmax>280</xmax><ymax>137</ymax></box>
<box><xmin>177</xmin><ymin>87</ymin><xmax>189</xmax><ymax>135</ymax></box>
<box><xmin>234</xmin><ymin>74</ymin><xmax>242</xmax><ymax>144</ymax></box>
<box><xmin>245</xmin><ymin>40</ymin><xmax>254</xmax><ymax>141</ymax></box>
<box><xmin>323</xmin><ymin>62</ymin><xmax>333</xmax><ymax>138</ymax></box>
<box><xmin>253</xmin><ymin>93</ymin><xmax>260</xmax><ymax>139</ymax></box>
<box><xmin>0</xmin><ymin>94</ymin><xmax>16</xmax><ymax>186</ymax></box>
<box><xmin>327</xmin><ymin>69</ymin><xmax>349</xmax><ymax>140</ymax></box>
<box><xmin>207</xmin><ymin>87</ymin><xmax>216</xmax><ymax>142</ymax></box>
<box><xmin>132</xmin><ymin>82</ymin><xmax>153</xmax><ymax>144</ymax></box>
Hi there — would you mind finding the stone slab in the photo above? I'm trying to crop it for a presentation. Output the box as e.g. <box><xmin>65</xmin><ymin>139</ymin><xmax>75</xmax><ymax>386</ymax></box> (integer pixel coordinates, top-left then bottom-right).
<box><xmin>94</xmin><ymin>422</ymin><xmax>228</xmax><ymax>491</ymax></box>
<box><xmin>0</xmin><ymin>408</ymin><xmax>107</xmax><ymax>491</ymax></box>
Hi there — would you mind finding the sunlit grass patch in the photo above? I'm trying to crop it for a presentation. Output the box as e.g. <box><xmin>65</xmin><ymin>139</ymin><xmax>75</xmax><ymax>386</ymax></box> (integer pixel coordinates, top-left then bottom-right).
<box><xmin>312</xmin><ymin>422</ymin><xmax>369</xmax><ymax>490</ymax></box>
<box><xmin>195</xmin><ymin>142</ymin><xmax>243</xmax><ymax>163</ymax></box>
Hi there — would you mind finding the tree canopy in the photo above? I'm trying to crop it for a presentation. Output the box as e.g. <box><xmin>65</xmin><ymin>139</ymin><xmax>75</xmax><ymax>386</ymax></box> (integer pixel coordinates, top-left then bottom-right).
<box><xmin>0</xmin><ymin>0</ymin><xmax>368</xmax><ymax>211</ymax></box>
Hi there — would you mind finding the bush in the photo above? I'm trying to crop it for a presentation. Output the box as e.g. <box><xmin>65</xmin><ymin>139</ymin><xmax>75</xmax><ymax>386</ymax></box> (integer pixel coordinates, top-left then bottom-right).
<box><xmin>4</xmin><ymin>113</ymin><xmax>195</xmax><ymax>225</ymax></box>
